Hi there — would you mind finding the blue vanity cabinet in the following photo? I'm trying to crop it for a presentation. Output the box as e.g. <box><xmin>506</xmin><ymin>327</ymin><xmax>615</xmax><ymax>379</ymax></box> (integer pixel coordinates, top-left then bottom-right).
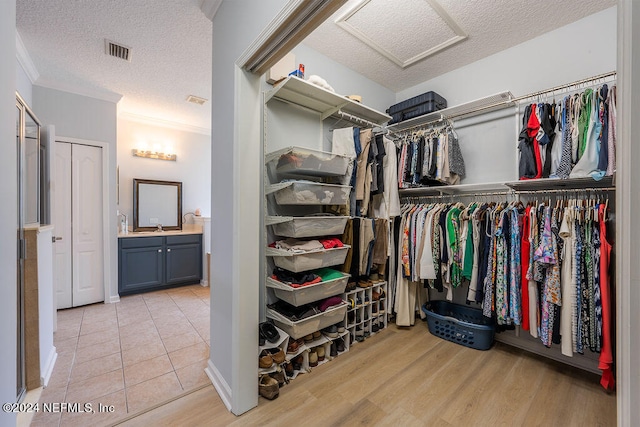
<box><xmin>166</xmin><ymin>234</ymin><xmax>203</xmax><ymax>285</ymax></box>
<box><xmin>118</xmin><ymin>234</ymin><xmax>202</xmax><ymax>295</ymax></box>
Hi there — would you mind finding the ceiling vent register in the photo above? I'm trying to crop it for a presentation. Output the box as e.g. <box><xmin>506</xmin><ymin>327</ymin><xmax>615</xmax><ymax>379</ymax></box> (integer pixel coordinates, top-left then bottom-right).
<box><xmin>105</xmin><ymin>39</ymin><xmax>132</xmax><ymax>62</ymax></box>
<box><xmin>186</xmin><ymin>95</ymin><xmax>208</xmax><ymax>105</ymax></box>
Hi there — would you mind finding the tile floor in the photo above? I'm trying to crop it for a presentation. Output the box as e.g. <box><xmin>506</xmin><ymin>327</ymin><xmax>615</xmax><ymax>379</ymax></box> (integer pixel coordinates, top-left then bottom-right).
<box><xmin>30</xmin><ymin>284</ymin><xmax>211</xmax><ymax>427</ymax></box>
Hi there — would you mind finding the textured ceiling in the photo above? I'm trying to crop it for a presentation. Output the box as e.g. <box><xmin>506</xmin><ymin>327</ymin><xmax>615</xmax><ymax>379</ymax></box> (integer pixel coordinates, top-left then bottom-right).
<box><xmin>304</xmin><ymin>0</ymin><xmax>617</xmax><ymax>92</ymax></box>
<box><xmin>16</xmin><ymin>0</ymin><xmax>615</xmax><ymax>132</ymax></box>
<box><xmin>16</xmin><ymin>0</ymin><xmax>212</xmax><ymax>133</ymax></box>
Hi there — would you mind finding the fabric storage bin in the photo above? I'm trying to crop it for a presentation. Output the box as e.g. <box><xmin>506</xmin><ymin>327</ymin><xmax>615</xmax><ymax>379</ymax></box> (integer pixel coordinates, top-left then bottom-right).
<box><xmin>269</xmin><ymin>216</ymin><xmax>349</xmax><ymax>238</ymax></box>
<box><xmin>421</xmin><ymin>301</ymin><xmax>495</xmax><ymax>350</ymax></box>
<box><xmin>268</xmin><ymin>181</ymin><xmax>351</xmax><ymax>205</ymax></box>
<box><xmin>266</xmin><ymin>146</ymin><xmax>350</xmax><ymax>177</ymax></box>
<box><xmin>267</xmin><ymin>302</ymin><xmax>347</xmax><ymax>340</ymax></box>
<box><xmin>266</xmin><ymin>245</ymin><xmax>350</xmax><ymax>273</ymax></box>
<box><xmin>266</xmin><ymin>272</ymin><xmax>350</xmax><ymax>306</ymax></box>
<box><xmin>387</xmin><ymin>91</ymin><xmax>447</xmax><ymax>124</ymax></box>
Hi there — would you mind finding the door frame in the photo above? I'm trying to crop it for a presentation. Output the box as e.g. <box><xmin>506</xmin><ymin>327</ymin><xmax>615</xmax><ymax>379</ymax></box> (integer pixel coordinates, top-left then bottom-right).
<box><xmin>53</xmin><ymin>136</ymin><xmax>113</xmax><ymax>305</ymax></box>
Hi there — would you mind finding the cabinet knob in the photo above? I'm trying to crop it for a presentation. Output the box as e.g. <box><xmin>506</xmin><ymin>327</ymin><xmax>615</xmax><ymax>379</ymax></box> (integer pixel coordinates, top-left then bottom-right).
<box><xmin>158</xmin><ymin>249</ymin><xmax>162</xmax><ymax>253</ymax></box>
<box><xmin>167</xmin><ymin>248</ymin><xmax>171</xmax><ymax>252</ymax></box>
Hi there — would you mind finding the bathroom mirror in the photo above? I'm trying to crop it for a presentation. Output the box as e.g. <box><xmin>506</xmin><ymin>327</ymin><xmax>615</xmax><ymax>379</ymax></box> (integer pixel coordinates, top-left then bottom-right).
<box><xmin>133</xmin><ymin>179</ymin><xmax>182</xmax><ymax>231</ymax></box>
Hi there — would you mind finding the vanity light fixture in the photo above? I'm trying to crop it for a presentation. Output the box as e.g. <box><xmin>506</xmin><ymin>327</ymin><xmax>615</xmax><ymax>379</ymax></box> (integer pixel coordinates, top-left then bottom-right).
<box><xmin>132</xmin><ymin>149</ymin><xmax>177</xmax><ymax>161</ymax></box>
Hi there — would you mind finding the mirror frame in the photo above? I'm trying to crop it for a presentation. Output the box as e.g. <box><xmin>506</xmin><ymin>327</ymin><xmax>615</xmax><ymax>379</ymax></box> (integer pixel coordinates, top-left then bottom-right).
<box><xmin>133</xmin><ymin>178</ymin><xmax>182</xmax><ymax>231</ymax></box>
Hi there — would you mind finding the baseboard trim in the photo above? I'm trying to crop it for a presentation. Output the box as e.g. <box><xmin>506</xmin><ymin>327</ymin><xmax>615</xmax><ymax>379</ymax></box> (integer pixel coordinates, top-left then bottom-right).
<box><xmin>205</xmin><ymin>359</ymin><xmax>232</xmax><ymax>412</ymax></box>
<box><xmin>108</xmin><ymin>295</ymin><xmax>121</xmax><ymax>303</ymax></box>
<box><xmin>200</xmin><ymin>280</ymin><xmax>209</xmax><ymax>287</ymax></box>
<box><xmin>41</xmin><ymin>348</ymin><xmax>57</xmax><ymax>387</ymax></box>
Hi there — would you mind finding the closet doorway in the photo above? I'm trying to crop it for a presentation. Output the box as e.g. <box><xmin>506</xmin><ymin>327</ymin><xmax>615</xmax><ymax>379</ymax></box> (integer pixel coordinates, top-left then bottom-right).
<box><xmin>53</xmin><ymin>140</ymin><xmax>104</xmax><ymax>309</ymax></box>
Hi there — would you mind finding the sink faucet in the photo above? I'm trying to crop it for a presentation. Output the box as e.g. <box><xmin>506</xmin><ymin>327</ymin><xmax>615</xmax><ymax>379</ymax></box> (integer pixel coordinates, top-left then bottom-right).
<box><xmin>156</xmin><ymin>223</ymin><xmax>163</xmax><ymax>232</ymax></box>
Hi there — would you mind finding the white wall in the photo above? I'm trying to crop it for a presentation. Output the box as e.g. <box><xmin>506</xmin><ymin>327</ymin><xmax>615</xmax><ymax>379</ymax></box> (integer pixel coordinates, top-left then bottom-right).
<box><xmin>117</xmin><ymin>118</ymin><xmax>211</xmax><ymax>223</ymax></box>
<box><xmin>617</xmin><ymin>1</ymin><xmax>640</xmax><ymax>424</ymax></box>
<box><xmin>1</xmin><ymin>1</ymin><xmax>18</xmax><ymax>426</ymax></box>
<box><xmin>208</xmin><ymin>0</ymin><xmax>287</xmax><ymax>415</ymax></box>
<box><xmin>32</xmin><ymin>85</ymin><xmax>119</xmax><ymax>302</ymax></box>
<box><xmin>393</xmin><ymin>6</ymin><xmax>617</xmax><ymax>184</ymax></box>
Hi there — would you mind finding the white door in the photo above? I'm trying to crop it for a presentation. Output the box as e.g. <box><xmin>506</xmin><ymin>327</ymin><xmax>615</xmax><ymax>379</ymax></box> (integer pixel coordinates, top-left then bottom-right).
<box><xmin>53</xmin><ymin>142</ymin><xmax>104</xmax><ymax>308</ymax></box>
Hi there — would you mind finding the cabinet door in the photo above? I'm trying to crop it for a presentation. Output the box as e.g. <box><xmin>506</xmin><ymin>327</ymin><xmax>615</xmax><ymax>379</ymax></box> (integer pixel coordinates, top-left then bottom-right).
<box><xmin>119</xmin><ymin>239</ymin><xmax>164</xmax><ymax>295</ymax></box>
<box><xmin>165</xmin><ymin>242</ymin><xmax>202</xmax><ymax>285</ymax></box>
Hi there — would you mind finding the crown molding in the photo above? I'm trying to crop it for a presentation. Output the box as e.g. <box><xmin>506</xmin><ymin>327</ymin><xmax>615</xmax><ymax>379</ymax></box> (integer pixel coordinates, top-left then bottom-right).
<box><xmin>34</xmin><ymin>77</ymin><xmax>123</xmax><ymax>104</ymax></box>
<box><xmin>118</xmin><ymin>111</ymin><xmax>211</xmax><ymax>136</ymax></box>
<box><xmin>199</xmin><ymin>0</ymin><xmax>223</xmax><ymax>21</ymax></box>
<box><xmin>16</xmin><ymin>31</ymin><xmax>40</xmax><ymax>83</ymax></box>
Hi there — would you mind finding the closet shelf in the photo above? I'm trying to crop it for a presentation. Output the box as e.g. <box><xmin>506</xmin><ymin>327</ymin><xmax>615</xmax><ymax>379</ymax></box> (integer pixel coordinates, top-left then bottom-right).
<box><xmin>505</xmin><ymin>175</ymin><xmax>615</xmax><ymax>192</ymax></box>
<box><xmin>387</xmin><ymin>91</ymin><xmax>515</xmax><ymax>132</ymax></box>
<box><xmin>266</xmin><ymin>272</ymin><xmax>350</xmax><ymax>307</ymax></box>
<box><xmin>265</xmin><ymin>76</ymin><xmax>391</xmax><ymax>125</ymax></box>
<box><xmin>265</xmin><ymin>146</ymin><xmax>350</xmax><ymax>178</ymax></box>
<box><xmin>267</xmin><ymin>215</ymin><xmax>349</xmax><ymax>238</ymax></box>
<box><xmin>399</xmin><ymin>181</ymin><xmax>509</xmax><ymax>197</ymax></box>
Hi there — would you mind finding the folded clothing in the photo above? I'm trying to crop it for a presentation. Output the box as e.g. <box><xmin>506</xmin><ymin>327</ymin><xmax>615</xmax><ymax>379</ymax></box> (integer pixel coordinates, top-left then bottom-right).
<box><xmin>314</xmin><ymin>268</ymin><xmax>344</xmax><ymax>281</ymax></box>
<box><xmin>268</xmin><ymin>297</ymin><xmax>344</xmax><ymax>321</ymax></box>
<box><xmin>319</xmin><ymin>237</ymin><xmax>343</xmax><ymax>249</ymax></box>
<box><xmin>318</xmin><ymin>296</ymin><xmax>343</xmax><ymax>312</ymax></box>
<box><xmin>268</xmin><ymin>300</ymin><xmax>320</xmax><ymax>321</ymax></box>
<box><xmin>271</xmin><ymin>267</ymin><xmax>321</xmax><ymax>288</ymax></box>
<box><xmin>270</xmin><ymin>238</ymin><xmax>324</xmax><ymax>253</ymax></box>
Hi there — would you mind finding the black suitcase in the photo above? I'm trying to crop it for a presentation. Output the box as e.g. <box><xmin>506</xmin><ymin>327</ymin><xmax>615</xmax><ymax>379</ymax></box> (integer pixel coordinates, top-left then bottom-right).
<box><xmin>387</xmin><ymin>91</ymin><xmax>447</xmax><ymax>124</ymax></box>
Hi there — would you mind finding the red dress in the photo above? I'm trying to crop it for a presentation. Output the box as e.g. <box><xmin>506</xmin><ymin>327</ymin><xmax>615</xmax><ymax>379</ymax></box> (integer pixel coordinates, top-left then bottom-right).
<box><xmin>598</xmin><ymin>204</ymin><xmax>614</xmax><ymax>390</ymax></box>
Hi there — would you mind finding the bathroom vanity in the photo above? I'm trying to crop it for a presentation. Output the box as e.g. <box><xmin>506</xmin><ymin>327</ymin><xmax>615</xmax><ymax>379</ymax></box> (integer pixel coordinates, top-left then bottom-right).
<box><xmin>118</xmin><ymin>225</ymin><xmax>202</xmax><ymax>295</ymax></box>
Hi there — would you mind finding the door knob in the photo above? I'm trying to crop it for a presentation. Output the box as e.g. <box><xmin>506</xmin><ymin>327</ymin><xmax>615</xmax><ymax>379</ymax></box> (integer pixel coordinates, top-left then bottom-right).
<box><xmin>52</xmin><ymin>236</ymin><xmax>62</xmax><ymax>242</ymax></box>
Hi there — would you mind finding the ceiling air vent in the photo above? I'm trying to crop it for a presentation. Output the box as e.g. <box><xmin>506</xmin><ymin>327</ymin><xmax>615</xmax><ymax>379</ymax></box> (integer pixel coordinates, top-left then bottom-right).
<box><xmin>105</xmin><ymin>39</ymin><xmax>132</xmax><ymax>62</ymax></box>
<box><xmin>186</xmin><ymin>95</ymin><xmax>208</xmax><ymax>105</ymax></box>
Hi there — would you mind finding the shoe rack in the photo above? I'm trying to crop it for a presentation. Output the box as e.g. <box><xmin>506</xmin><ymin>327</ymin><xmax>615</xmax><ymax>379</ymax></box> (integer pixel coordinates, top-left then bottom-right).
<box><xmin>344</xmin><ymin>281</ymin><xmax>388</xmax><ymax>346</ymax></box>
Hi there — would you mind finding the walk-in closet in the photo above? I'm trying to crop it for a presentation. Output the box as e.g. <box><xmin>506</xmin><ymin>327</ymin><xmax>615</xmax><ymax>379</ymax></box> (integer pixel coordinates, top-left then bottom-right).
<box><xmin>248</xmin><ymin>1</ymin><xmax>621</xmax><ymax>423</ymax></box>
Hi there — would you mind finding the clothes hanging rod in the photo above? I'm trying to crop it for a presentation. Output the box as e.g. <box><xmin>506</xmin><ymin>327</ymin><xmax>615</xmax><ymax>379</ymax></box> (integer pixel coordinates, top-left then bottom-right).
<box><xmin>336</xmin><ymin>110</ymin><xmax>379</xmax><ymax>128</ymax></box>
<box><xmin>511</xmin><ymin>71</ymin><xmax>617</xmax><ymax>103</ymax></box>
<box><xmin>514</xmin><ymin>187</ymin><xmax>616</xmax><ymax>194</ymax></box>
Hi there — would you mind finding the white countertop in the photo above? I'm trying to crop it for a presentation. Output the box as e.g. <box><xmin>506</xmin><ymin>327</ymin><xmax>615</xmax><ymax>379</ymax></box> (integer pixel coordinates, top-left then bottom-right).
<box><xmin>118</xmin><ymin>223</ymin><xmax>203</xmax><ymax>238</ymax></box>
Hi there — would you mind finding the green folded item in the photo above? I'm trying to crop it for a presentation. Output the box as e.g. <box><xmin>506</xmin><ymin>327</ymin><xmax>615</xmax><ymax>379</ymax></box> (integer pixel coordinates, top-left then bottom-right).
<box><xmin>314</xmin><ymin>268</ymin><xmax>344</xmax><ymax>281</ymax></box>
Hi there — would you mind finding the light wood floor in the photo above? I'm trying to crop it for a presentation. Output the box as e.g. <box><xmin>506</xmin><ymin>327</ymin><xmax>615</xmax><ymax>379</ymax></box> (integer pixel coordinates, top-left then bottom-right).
<box><xmin>116</xmin><ymin>322</ymin><xmax>616</xmax><ymax>427</ymax></box>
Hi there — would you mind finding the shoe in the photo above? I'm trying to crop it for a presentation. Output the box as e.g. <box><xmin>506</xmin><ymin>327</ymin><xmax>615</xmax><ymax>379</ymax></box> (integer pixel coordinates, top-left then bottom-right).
<box><xmin>358</xmin><ymin>280</ymin><xmax>372</xmax><ymax>288</ymax></box>
<box><xmin>259</xmin><ymin>332</ymin><xmax>265</xmax><ymax>347</ymax></box>
<box><xmin>322</xmin><ymin>325</ymin><xmax>338</xmax><ymax>338</ymax></box>
<box><xmin>348</xmin><ymin>298</ymin><xmax>356</xmax><ymax>309</ymax></box>
<box><xmin>268</xmin><ymin>348</ymin><xmax>285</xmax><ymax>364</ymax></box>
<box><xmin>337</xmin><ymin>323</ymin><xmax>346</xmax><ymax>333</ymax></box>
<box><xmin>303</xmin><ymin>334</ymin><xmax>314</xmax><ymax>343</ymax></box>
<box><xmin>309</xmin><ymin>350</ymin><xmax>318</xmax><ymax>367</ymax></box>
<box><xmin>355</xmin><ymin>326</ymin><xmax>364</xmax><ymax>337</ymax></box>
<box><xmin>269</xmin><ymin>367</ymin><xmax>286</xmax><ymax>387</ymax></box>
<box><xmin>316</xmin><ymin>346</ymin><xmax>325</xmax><ymax>361</ymax></box>
<box><xmin>284</xmin><ymin>361</ymin><xmax>294</xmax><ymax>377</ymax></box>
<box><xmin>379</xmin><ymin>301</ymin><xmax>385</xmax><ymax>313</ymax></box>
<box><xmin>292</xmin><ymin>354</ymin><xmax>303</xmax><ymax>371</ymax></box>
<box><xmin>336</xmin><ymin>338</ymin><xmax>345</xmax><ymax>352</ymax></box>
<box><xmin>348</xmin><ymin>312</ymin><xmax>355</xmax><ymax>325</ymax></box>
<box><xmin>364</xmin><ymin>311</ymin><xmax>369</xmax><ymax>321</ymax></box>
<box><xmin>259</xmin><ymin>375</ymin><xmax>279</xmax><ymax>400</ymax></box>
<box><xmin>346</xmin><ymin>281</ymin><xmax>357</xmax><ymax>291</ymax></box>
<box><xmin>372</xmin><ymin>304</ymin><xmax>378</xmax><ymax>314</ymax></box>
<box><xmin>259</xmin><ymin>322</ymin><xmax>280</xmax><ymax>344</ymax></box>
<box><xmin>356</xmin><ymin>297</ymin><xmax>363</xmax><ymax>308</ymax></box>
<box><xmin>330</xmin><ymin>341</ymin><xmax>338</xmax><ymax>357</ymax></box>
<box><xmin>355</xmin><ymin>335</ymin><xmax>365</xmax><ymax>342</ymax></box>
<box><xmin>372</xmin><ymin>323</ymin><xmax>379</xmax><ymax>333</ymax></box>
<box><xmin>372</xmin><ymin>290</ymin><xmax>381</xmax><ymax>301</ymax></box>
<box><xmin>364</xmin><ymin>328</ymin><xmax>371</xmax><ymax>338</ymax></box>
<box><xmin>287</xmin><ymin>339</ymin><xmax>301</xmax><ymax>354</ymax></box>
<box><xmin>259</xmin><ymin>350</ymin><xmax>273</xmax><ymax>369</ymax></box>
<box><xmin>312</xmin><ymin>330</ymin><xmax>322</xmax><ymax>340</ymax></box>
